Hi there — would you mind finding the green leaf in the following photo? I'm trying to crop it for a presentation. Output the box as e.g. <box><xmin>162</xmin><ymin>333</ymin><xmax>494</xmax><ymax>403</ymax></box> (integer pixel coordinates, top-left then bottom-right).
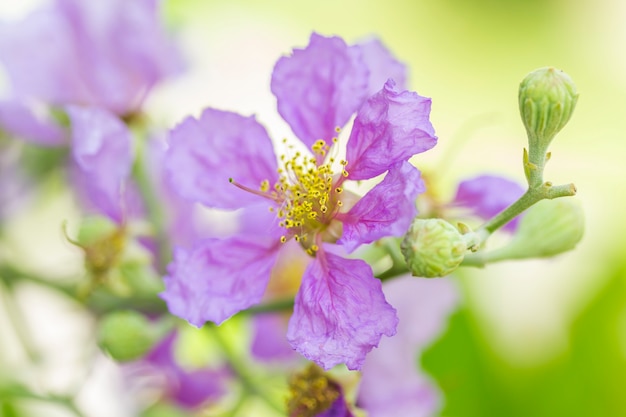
<box><xmin>422</xmin><ymin>264</ymin><xmax>626</xmax><ymax>417</ymax></box>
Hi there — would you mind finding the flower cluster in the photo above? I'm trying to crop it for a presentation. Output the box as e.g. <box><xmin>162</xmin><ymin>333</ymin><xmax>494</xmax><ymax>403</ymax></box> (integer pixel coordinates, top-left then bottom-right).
<box><xmin>161</xmin><ymin>33</ymin><xmax>438</xmax><ymax>370</ymax></box>
<box><xmin>0</xmin><ymin>0</ymin><xmax>181</xmax><ymax>223</ymax></box>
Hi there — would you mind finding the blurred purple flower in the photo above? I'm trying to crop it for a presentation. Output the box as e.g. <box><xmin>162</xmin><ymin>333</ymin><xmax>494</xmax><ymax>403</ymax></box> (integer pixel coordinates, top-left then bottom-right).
<box><xmin>144</xmin><ymin>135</ymin><xmax>203</xmax><ymax>248</ymax></box>
<box><xmin>357</xmin><ymin>276</ymin><xmax>458</xmax><ymax>417</ymax></box>
<box><xmin>318</xmin><ymin>389</ymin><xmax>355</xmax><ymax>417</ymax></box>
<box><xmin>161</xmin><ymin>33</ymin><xmax>437</xmax><ymax>370</ymax></box>
<box><xmin>0</xmin><ymin>100</ymin><xmax>66</xmax><ymax>146</ymax></box>
<box><xmin>66</xmin><ymin>106</ymin><xmax>134</xmax><ymax>223</ymax></box>
<box><xmin>0</xmin><ymin>140</ymin><xmax>32</xmax><ymax>222</ymax></box>
<box><xmin>128</xmin><ymin>331</ymin><xmax>228</xmax><ymax>409</ymax></box>
<box><xmin>0</xmin><ymin>0</ymin><xmax>183</xmax><ymax>223</ymax></box>
<box><xmin>0</xmin><ymin>0</ymin><xmax>182</xmax><ymax>116</ymax></box>
<box><xmin>251</xmin><ymin>314</ymin><xmax>298</xmax><ymax>362</ymax></box>
<box><xmin>453</xmin><ymin>174</ymin><xmax>526</xmax><ymax>232</ymax></box>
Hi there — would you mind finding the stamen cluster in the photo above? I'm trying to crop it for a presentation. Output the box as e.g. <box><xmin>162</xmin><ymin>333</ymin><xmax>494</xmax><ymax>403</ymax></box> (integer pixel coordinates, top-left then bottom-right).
<box><xmin>264</xmin><ymin>136</ymin><xmax>348</xmax><ymax>254</ymax></box>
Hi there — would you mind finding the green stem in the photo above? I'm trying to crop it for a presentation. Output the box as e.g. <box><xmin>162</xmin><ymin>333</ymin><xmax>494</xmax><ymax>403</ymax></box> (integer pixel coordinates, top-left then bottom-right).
<box><xmin>241</xmin><ymin>297</ymin><xmax>294</xmax><ymax>315</ymax></box>
<box><xmin>479</xmin><ymin>181</ymin><xmax>576</xmax><ymax>236</ymax></box>
<box><xmin>0</xmin><ymin>263</ymin><xmax>167</xmax><ymax>316</ymax></box>
<box><xmin>0</xmin><ymin>281</ymin><xmax>40</xmax><ymax>363</ymax></box>
<box><xmin>210</xmin><ymin>326</ymin><xmax>284</xmax><ymax>414</ymax></box>
<box><xmin>0</xmin><ymin>386</ymin><xmax>86</xmax><ymax>417</ymax></box>
<box><xmin>132</xmin><ymin>139</ymin><xmax>171</xmax><ymax>275</ymax></box>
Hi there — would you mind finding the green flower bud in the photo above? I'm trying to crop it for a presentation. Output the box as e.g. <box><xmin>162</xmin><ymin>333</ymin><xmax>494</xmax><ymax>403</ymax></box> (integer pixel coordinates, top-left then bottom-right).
<box><xmin>64</xmin><ymin>217</ymin><xmax>126</xmax><ymax>282</ymax></box>
<box><xmin>97</xmin><ymin>310</ymin><xmax>158</xmax><ymax>362</ymax></box>
<box><xmin>401</xmin><ymin>218</ymin><xmax>467</xmax><ymax>278</ymax></box>
<box><xmin>519</xmin><ymin>67</ymin><xmax>578</xmax><ymax>149</ymax></box>
<box><xmin>489</xmin><ymin>198</ymin><xmax>584</xmax><ymax>261</ymax></box>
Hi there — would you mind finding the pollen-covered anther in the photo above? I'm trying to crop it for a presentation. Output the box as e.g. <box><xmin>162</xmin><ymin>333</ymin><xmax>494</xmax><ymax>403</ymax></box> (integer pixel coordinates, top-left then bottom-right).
<box><xmin>305</xmin><ymin>244</ymin><xmax>320</xmax><ymax>256</ymax></box>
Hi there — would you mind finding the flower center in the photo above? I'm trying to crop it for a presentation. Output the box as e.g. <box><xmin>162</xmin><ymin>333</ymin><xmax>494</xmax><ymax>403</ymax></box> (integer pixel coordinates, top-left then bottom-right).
<box><xmin>230</xmin><ymin>133</ymin><xmax>349</xmax><ymax>255</ymax></box>
<box><xmin>272</xmin><ymin>138</ymin><xmax>348</xmax><ymax>253</ymax></box>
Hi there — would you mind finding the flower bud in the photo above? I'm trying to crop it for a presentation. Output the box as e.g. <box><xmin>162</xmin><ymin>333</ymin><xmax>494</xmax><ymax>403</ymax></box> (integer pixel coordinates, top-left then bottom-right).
<box><xmin>519</xmin><ymin>67</ymin><xmax>578</xmax><ymax>149</ymax></box>
<box><xmin>401</xmin><ymin>218</ymin><xmax>467</xmax><ymax>278</ymax></box>
<box><xmin>98</xmin><ymin>310</ymin><xmax>158</xmax><ymax>362</ymax></box>
<box><xmin>490</xmin><ymin>198</ymin><xmax>584</xmax><ymax>260</ymax></box>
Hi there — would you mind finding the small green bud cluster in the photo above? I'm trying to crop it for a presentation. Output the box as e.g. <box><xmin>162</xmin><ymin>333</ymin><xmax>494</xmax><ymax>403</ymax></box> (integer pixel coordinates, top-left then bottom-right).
<box><xmin>488</xmin><ymin>198</ymin><xmax>584</xmax><ymax>261</ymax></box>
<box><xmin>98</xmin><ymin>310</ymin><xmax>162</xmax><ymax>362</ymax></box>
<box><xmin>519</xmin><ymin>67</ymin><xmax>578</xmax><ymax>152</ymax></box>
<box><xmin>401</xmin><ymin>218</ymin><xmax>467</xmax><ymax>278</ymax></box>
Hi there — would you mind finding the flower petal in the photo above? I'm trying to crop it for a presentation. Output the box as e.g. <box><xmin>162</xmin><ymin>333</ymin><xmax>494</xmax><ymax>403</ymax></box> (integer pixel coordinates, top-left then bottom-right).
<box><xmin>287</xmin><ymin>250</ymin><xmax>398</xmax><ymax>370</ymax></box>
<box><xmin>0</xmin><ymin>5</ymin><xmax>81</xmax><ymax>105</ymax></box>
<box><xmin>0</xmin><ymin>0</ymin><xmax>180</xmax><ymax>114</ymax></box>
<box><xmin>358</xmin><ymin>276</ymin><xmax>458</xmax><ymax>417</ymax></box>
<box><xmin>67</xmin><ymin>105</ymin><xmax>132</xmax><ymax>222</ymax></box>
<box><xmin>166</xmin><ymin>108</ymin><xmax>278</xmax><ymax>210</ymax></box>
<box><xmin>271</xmin><ymin>33</ymin><xmax>369</xmax><ymax>148</ymax></box>
<box><xmin>319</xmin><ymin>390</ymin><xmax>355</xmax><ymax>417</ymax></box>
<box><xmin>57</xmin><ymin>0</ymin><xmax>183</xmax><ymax>113</ymax></box>
<box><xmin>250</xmin><ymin>314</ymin><xmax>298</xmax><ymax>362</ymax></box>
<box><xmin>355</xmin><ymin>38</ymin><xmax>407</xmax><ymax>96</ymax></box>
<box><xmin>143</xmin><ymin>331</ymin><xmax>228</xmax><ymax>409</ymax></box>
<box><xmin>338</xmin><ymin>162</ymin><xmax>424</xmax><ymax>253</ymax></box>
<box><xmin>0</xmin><ymin>100</ymin><xmax>66</xmax><ymax>146</ymax></box>
<box><xmin>161</xmin><ymin>237</ymin><xmax>279</xmax><ymax>326</ymax></box>
<box><xmin>345</xmin><ymin>80</ymin><xmax>437</xmax><ymax>180</ymax></box>
<box><xmin>454</xmin><ymin>174</ymin><xmax>526</xmax><ymax>232</ymax></box>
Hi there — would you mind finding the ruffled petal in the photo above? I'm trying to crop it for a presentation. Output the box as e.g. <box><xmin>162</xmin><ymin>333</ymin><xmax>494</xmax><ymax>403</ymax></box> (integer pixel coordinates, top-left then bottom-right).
<box><xmin>165</xmin><ymin>108</ymin><xmax>278</xmax><ymax>210</ymax></box>
<box><xmin>345</xmin><ymin>80</ymin><xmax>437</xmax><ymax>180</ymax></box>
<box><xmin>271</xmin><ymin>33</ymin><xmax>369</xmax><ymax>149</ymax></box>
<box><xmin>355</xmin><ymin>38</ymin><xmax>407</xmax><ymax>96</ymax></box>
<box><xmin>161</xmin><ymin>237</ymin><xmax>279</xmax><ymax>326</ymax></box>
<box><xmin>358</xmin><ymin>276</ymin><xmax>458</xmax><ymax>417</ymax></box>
<box><xmin>67</xmin><ymin>105</ymin><xmax>132</xmax><ymax>223</ymax></box>
<box><xmin>287</xmin><ymin>250</ymin><xmax>398</xmax><ymax>370</ymax></box>
<box><xmin>338</xmin><ymin>162</ymin><xmax>424</xmax><ymax>252</ymax></box>
<box><xmin>454</xmin><ymin>174</ymin><xmax>525</xmax><ymax>232</ymax></box>
<box><xmin>0</xmin><ymin>100</ymin><xmax>66</xmax><ymax>146</ymax></box>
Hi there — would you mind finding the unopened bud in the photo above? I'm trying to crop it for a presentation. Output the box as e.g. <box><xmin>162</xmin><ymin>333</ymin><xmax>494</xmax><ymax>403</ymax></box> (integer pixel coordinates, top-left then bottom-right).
<box><xmin>401</xmin><ymin>218</ymin><xmax>467</xmax><ymax>278</ymax></box>
<box><xmin>519</xmin><ymin>67</ymin><xmax>578</xmax><ymax>150</ymax></box>
<box><xmin>490</xmin><ymin>198</ymin><xmax>584</xmax><ymax>260</ymax></box>
<box><xmin>98</xmin><ymin>310</ymin><xmax>158</xmax><ymax>362</ymax></box>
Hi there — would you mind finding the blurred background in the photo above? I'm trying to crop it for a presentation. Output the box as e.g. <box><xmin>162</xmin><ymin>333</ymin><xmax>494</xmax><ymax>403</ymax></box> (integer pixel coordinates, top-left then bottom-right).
<box><xmin>1</xmin><ymin>0</ymin><xmax>625</xmax><ymax>416</ymax></box>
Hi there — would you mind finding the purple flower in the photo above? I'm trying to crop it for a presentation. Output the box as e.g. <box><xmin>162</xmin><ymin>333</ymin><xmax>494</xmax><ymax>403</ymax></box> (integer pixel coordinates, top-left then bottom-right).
<box><xmin>357</xmin><ymin>276</ymin><xmax>458</xmax><ymax>417</ymax></box>
<box><xmin>162</xmin><ymin>33</ymin><xmax>437</xmax><ymax>370</ymax></box>
<box><xmin>0</xmin><ymin>100</ymin><xmax>66</xmax><ymax>146</ymax></box>
<box><xmin>251</xmin><ymin>314</ymin><xmax>299</xmax><ymax>362</ymax></box>
<box><xmin>66</xmin><ymin>106</ymin><xmax>134</xmax><ymax>223</ymax></box>
<box><xmin>0</xmin><ymin>0</ymin><xmax>181</xmax><ymax>116</ymax></box>
<box><xmin>318</xmin><ymin>389</ymin><xmax>355</xmax><ymax>417</ymax></box>
<box><xmin>0</xmin><ymin>140</ymin><xmax>32</xmax><ymax>222</ymax></box>
<box><xmin>453</xmin><ymin>174</ymin><xmax>526</xmax><ymax>232</ymax></box>
<box><xmin>0</xmin><ymin>0</ymin><xmax>182</xmax><ymax>222</ymax></box>
<box><xmin>127</xmin><ymin>331</ymin><xmax>228</xmax><ymax>409</ymax></box>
